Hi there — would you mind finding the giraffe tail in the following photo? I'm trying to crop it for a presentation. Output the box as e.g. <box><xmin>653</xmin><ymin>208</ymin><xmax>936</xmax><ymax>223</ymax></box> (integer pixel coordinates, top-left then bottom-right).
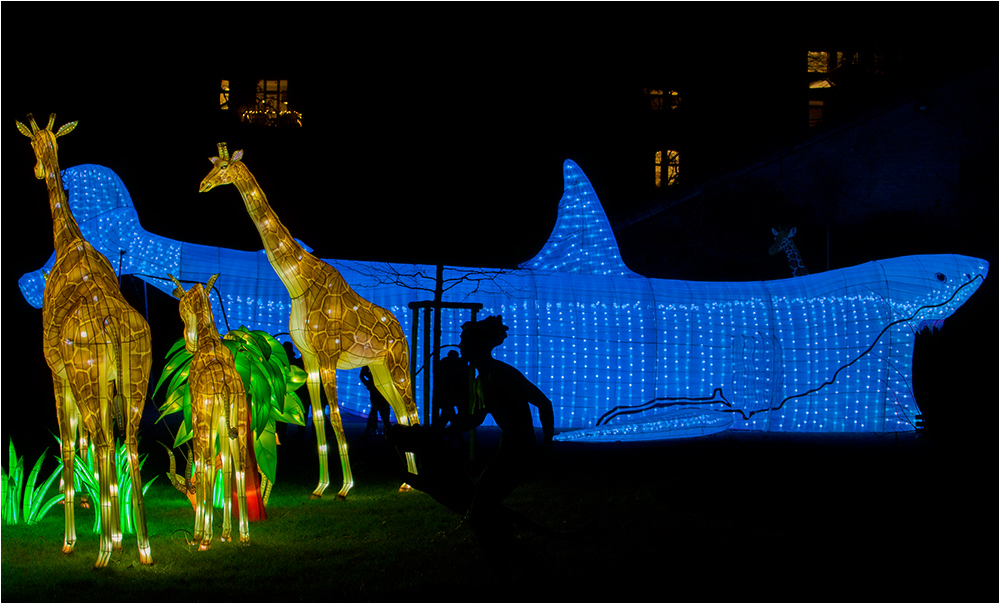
<box><xmin>160</xmin><ymin>442</ymin><xmax>195</xmax><ymax>495</ymax></box>
<box><xmin>224</xmin><ymin>382</ymin><xmax>238</xmax><ymax>440</ymax></box>
<box><xmin>102</xmin><ymin>315</ymin><xmax>127</xmax><ymax>438</ymax></box>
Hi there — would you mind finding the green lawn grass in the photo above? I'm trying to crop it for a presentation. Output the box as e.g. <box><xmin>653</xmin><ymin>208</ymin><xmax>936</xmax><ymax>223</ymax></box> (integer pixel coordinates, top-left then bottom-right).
<box><xmin>1</xmin><ymin>424</ymin><xmax>991</xmax><ymax>602</ymax></box>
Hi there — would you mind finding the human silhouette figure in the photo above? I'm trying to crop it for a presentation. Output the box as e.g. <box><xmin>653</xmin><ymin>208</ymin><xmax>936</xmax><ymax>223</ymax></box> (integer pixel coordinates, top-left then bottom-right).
<box><xmin>448</xmin><ymin>316</ymin><xmax>555</xmax><ymax>578</ymax></box>
<box><xmin>360</xmin><ymin>366</ymin><xmax>392</xmax><ymax>438</ymax></box>
<box><xmin>432</xmin><ymin>349</ymin><xmax>468</xmax><ymax>432</ymax></box>
<box><xmin>383</xmin><ymin>316</ymin><xmax>559</xmax><ymax>584</ymax></box>
<box><xmin>450</xmin><ymin>316</ymin><xmax>553</xmax><ymax>502</ymax></box>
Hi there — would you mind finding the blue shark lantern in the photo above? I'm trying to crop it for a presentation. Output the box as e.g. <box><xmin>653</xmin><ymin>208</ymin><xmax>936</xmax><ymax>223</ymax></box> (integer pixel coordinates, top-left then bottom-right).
<box><xmin>20</xmin><ymin>162</ymin><xmax>988</xmax><ymax>441</ymax></box>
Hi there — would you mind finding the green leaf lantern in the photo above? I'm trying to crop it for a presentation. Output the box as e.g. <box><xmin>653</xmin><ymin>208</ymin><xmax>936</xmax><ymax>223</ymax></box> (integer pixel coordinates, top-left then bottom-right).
<box><xmin>2</xmin><ymin>440</ymin><xmax>63</xmax><ymax>526</ymax></box>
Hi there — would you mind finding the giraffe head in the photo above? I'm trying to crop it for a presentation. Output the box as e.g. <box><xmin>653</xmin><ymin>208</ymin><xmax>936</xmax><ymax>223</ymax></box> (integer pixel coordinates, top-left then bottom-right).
<box><xmin>170</xmin><ymin>274</ymin><xmax>220</xmax><ymax>353</ymax></box>
<box><xmin>16</xmin><ymin>113</ymin><xmax>78</xmax><ymax>180</ymax></box>
<box><xmin>198</xmin><ymin>142</ymin><xmax>244</xmax><ymax>193</ymax></box>
<box><xmin>768</xmin><ymin>226</ymin><xmax>797</xmax><ymax>256</ymax></box>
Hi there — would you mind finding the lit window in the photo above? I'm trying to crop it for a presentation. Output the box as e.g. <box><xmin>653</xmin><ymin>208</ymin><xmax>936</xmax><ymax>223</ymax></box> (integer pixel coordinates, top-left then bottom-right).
<box><xmin>259</xmin><ymin>80</ymin><xmax>288</xmax><ymax>112</ymax></box>
<box><xmin>219</xmin><ymin>80</ymin><xmax>230</xmax><ymax>110</ymax></box>
<box><xmin>241</xmin><ymin>79</ymin><xmax>302</xmax><ymax>127</ymax></box>
<box><xmin>665</xmin><ymin>90</ymin><xmax>680</xmax><ymax>110</ymax></box>
<box><xmin>807</xmin><ymin>51</ymin><xmax>829</xmax><ymax>73</ymax></box>
<box><xmin>644</xmin><ymin>88</ymin><xmax>680</xmax><ymax>111</ymax></box>
<box><xmin>646</xmin><ymin>88</ymin><xmax>664</xmax><ymax>110</ymax></box>
<box><xmin>808</xmin><ymin>51</ymin><xmax>851</xmax><ymax>88</ymax></box>
<box><xmin>654</xmin><ymin>150</ymin><xmax>680</xmax><ymax>188</ymax></box>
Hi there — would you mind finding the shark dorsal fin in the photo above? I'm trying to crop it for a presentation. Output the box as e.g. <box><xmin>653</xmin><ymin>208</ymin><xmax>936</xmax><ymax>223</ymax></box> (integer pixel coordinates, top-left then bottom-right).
<box><xmin>522</xmin><ymin>160</ymin><xmax>639</xmax><ymax>277</ymax></box>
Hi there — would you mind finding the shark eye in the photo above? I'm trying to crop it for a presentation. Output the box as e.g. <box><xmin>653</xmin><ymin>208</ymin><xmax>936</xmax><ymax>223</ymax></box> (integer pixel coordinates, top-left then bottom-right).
<box><xmin>934</xmin><ymin>272</ymin><xmax>946</xmax><ymax>282</ymax></box>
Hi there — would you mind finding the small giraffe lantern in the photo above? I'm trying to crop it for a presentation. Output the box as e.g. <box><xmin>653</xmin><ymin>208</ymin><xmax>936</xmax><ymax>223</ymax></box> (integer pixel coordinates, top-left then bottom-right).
<box><xmin>198</xmin><ymin>143</ymin><xmax>419</xmax><ymax>499</ymax></box>
<box><xmin>769</xmin><ymin>226</ymin><xmax>809</xmax><ymax>277</ymax></box>
<box><xmin>168</xmin><ymin>274</ymin><xmax>250</xmax><ymax>549</ymax></box>
<box><xmin>17</xmin><ymin>113</ymin><xmax>153</xmax><ymax>568</ymax></box>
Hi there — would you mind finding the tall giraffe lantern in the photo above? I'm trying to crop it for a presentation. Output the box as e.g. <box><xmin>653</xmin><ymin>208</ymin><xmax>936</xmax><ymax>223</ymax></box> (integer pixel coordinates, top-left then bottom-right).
<box><xmin>198</xmin><ymin>143</ymin><xmax>419</xmax><ymax>499</ymax></box>
<box><xmin>769</xmin><ymin>226</ymin><xmax>809</xmax><ymax>277</ymax></box>
<box><xmin>168</xmin><ymin>274</ymin><xmax>250</xmax><ymax>549</ymax></box>
<box><xmin>17</xmin><ymin>114</ymin><xmax>153</xmax><ymax>568</ymax></box>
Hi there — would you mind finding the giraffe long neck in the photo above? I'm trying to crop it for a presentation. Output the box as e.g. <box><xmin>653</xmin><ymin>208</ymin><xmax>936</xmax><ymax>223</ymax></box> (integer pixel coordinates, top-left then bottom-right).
<box><xmin>42</xmin><ymin>151</ymin><xmax>84</xmax><ymax>252</ymax></box>
<box><xmin>230</xmin><ymin>164</ymin><xmax>312</xmax><ymax>297</ymax></box>
<box><xmin>781</xmin><ymin>239</ymin><xmax>808</xmax><ymax>277</ymax></box>
<box><xmin>196</xmin><ymin>302</ymin><xmax>224</xmax><ymax>353</ymax></box>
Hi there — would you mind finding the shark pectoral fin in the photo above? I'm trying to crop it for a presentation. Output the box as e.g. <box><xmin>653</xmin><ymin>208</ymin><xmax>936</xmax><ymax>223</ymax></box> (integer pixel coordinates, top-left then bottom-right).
<box><xmin>554</xmin><ymin>408</ymin><xmax>734</xmax><ymax>443</ymax></box>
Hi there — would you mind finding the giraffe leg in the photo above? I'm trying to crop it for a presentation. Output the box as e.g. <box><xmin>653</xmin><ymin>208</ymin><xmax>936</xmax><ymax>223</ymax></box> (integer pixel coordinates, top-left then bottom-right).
<box><xmin>93</xmin><ymin>353</ymin><xmax>117</xmax><ymax>569</ymax></box>
<box><xmin>94</xmin><ymin>435</ymin><xmax>114</xmax><ymax>569</ymax></box>
<box><xmin>192</xmin><ymin>407</ymin><xmax>217</xmax><ymax>551</ymax></box>
<box><xmin>302</xmin><ymin>352</ymin><xmax>331</xmax><ymax>498</ymax></box>
<box><xmin>120</xmin><ymin>338</ymin><xmax>152</xmax><ymax>564</ymax></box>
<box><xmin>53</xmin><ymin>374</ymin><xmax>78</xmax><ymax>555</ymax></box>
<box><xmin>232</xmin><ymin>393</ymin><xmax>250</xmax><ymax>545</ymax></box>
<box><xmin>76</xmin><ymin>419</ymin><xmax>91</xmax><ymax>510</ymax></box>
<box><xmin>370</xmin><ymin>362</ymin><xmax>419</xmax><ymax>489</ymax></box>
<box><xmin>123</xmin><ymin>424</ymin><xmax>152</xmax><ymax>563</ymax></box>
<box><xmin>200</xmin><ymin>441</ymin><xmax>216</xmax><ymax>551</ymax></box>
<box><xmin>104</xmin><ymin>386</ymin><xmax>123</xmax><ymax>552</ymax></box>
<box><xmin>64</xmin><ymin>330</ymin><xmax>113</xmax><ymax>566</ymax></box>
<box><xmin>108</xmin><ymin>430</ymin><xmax>123</xmax><ymax>552</ymax></box>
<box><xmin>229</xmin><ymin>433</ymin><xmax>250</xmax><ymax>544</ymax></box>
<box><xmin>90</xmin><ymin>318</ymin><xmax>123</xmax><ymax>556</ymax></box>
<box><xmin>192</xmin><ymin>426</ymin><xmax>207</xmax><ymax>547</ymax></box>
<box><xmin>219</xmin><ymin>411</ymin><xmax>233</xmax><ymax>543</ymax></box>
<box><xmin>319</xmin><ymin>362</ymin><xmax>353</xmax><ymax>500</ymax></box>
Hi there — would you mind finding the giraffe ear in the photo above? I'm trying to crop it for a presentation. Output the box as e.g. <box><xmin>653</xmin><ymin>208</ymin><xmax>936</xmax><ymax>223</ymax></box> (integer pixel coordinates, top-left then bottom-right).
<box><xmin>16</xmin><ymin>120</ymin><xmax>33</xmax><ymax>138</ymax></box>
<box><xmin>205</xmin><ymin>273</ymin><xmax>220</xmax><ymax>292</ymax></box>
<box><xmin>55</xmin><ymin>121</ymin><xmax>78</xmax><ymax>138</ymax></box>
<box><xmin>788</xmin><ymin>227</ymin><xmax>797</xmax><ymax>237</ymax></box>
<box><xmin>231</xmin><ymin>150</ymin><xmax>243</xmax><ymax>162</ymax></box>
<box><xmin>209</xmin><ymin>156</ymin><xmax>220</xmax><ymax>165</ymax></box>
<box><xmin>168</xmin><ymin>273</ymin><xmax>185</xmax><ymax>295</ymax></box>
<box><xmin>771</xmin><ymin>228</ymin><xmax>779</xmax><ymax>236</ymax></box>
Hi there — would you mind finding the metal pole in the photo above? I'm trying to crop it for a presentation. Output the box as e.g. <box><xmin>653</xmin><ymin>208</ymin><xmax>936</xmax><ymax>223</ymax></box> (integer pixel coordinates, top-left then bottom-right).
<box><xmin>423</xmin><ymin>306</ymin><xmax>431</xmax><ymax>426</ymax></box>
<box><xmin>432</xmin><ymin>304</ymin><xmax>441</xmax><ymax>429</ymax></box>
<box><xmin>409</xmin><ymin>306</ymin><xmax>418</xmax><ymax>408</ymax></box>
<box><xmin>468</xmin><ymin>307</ymin><xmax>478</xmax><ymax>462</ymax></box>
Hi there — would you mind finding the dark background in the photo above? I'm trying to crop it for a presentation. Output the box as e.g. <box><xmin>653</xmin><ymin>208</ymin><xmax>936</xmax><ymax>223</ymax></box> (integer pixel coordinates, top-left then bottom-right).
<box><xmin>4</xmin><ymin>3</ymin><xmax>996</xmax><ymax>563</ymax></box>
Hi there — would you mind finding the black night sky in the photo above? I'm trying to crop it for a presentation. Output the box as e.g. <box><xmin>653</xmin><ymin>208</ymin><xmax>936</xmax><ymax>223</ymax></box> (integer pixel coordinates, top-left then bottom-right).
<box><xmin>3</xmin><ymin>5</ymin><xmax>997</xmax><ymax>599</ymax></box>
